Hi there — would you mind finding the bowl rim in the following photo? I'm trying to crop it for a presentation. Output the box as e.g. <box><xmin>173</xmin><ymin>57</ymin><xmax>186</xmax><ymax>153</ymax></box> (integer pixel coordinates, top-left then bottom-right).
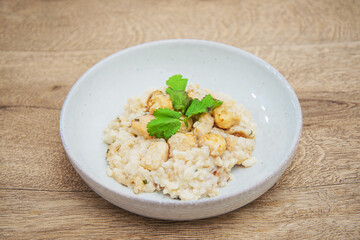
<box><xmin>60</xmin><ymin>39</ymin><xmax>302</xmax><ymax>206</ymax></box>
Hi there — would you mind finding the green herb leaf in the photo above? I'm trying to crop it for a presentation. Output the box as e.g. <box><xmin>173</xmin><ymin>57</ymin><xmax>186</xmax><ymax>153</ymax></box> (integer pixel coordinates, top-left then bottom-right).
<box><xmin>167</xmin><ymin>90</ymin><xmax>192</xmax><ymax>114</ymax></box>
<box><xmin>147</xmin><ymin>108</ymin><xmax>182</xmax><ymax>140</ymax></box>
<box><xmin>165</xmin><ymin>74</ymin><xmax>191</xmax><ymax>114</ymax></box>
<box><xmin>185</xmin><ymin>94</ymin><xmax>223</xmax><ymax>118</ymax></box>
<box><xmin>166</xmin><ymin>74</ymin><xmax>188</xmax><ymax>93</ymax></box>
<box><xmin>147</xmin><ymin>75</ymin><xmax>223</xmax><ymax>140</ymax></box>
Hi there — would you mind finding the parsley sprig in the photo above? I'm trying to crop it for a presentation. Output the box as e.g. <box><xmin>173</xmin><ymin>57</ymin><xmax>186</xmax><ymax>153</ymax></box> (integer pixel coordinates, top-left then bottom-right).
<box><xmin>147</xmin><ymin>108</ymin><xmax>182</xmax><ymax>140</ymax></box>
<box><xmin>185</xmin><ymin>94</ymin><xmax>223</xmax><ymax>118</ymax></box>
<box><xmin>147</xmin><ymin>75</ymin><xmax>223</xmax><ymax>139</ymax></box>
<box><xmin>165</xmin><ymin>75</ymin><xmax>192</xmax><ymax>114</ymax></box>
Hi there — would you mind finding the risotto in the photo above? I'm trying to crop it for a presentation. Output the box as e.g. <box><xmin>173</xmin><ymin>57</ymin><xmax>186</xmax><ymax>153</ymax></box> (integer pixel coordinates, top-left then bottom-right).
<box><xmin>104</xmin><ymin>76</ymin><xmax>257</xmax><ymax>201</ymax></box>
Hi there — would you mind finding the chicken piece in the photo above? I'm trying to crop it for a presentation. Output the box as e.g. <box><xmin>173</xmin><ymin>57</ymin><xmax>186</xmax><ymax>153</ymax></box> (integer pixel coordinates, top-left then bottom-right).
<box><xmin>192</xmin><ymin>113</ymin><xmax>214</xmax><ymax>139</ymax></box>
<box><xmin>199</xmin><ymin>134</ymin><xmax>226</xmax><ymax>157</ymax></box>
<box><xmin>168</xmin><ymin>133</ymin><xmax>197</xmax><ymax>152</ymax></box>
<box><xmin>130</xmin><ymin>115</ymin><xmax>155</xmax><ymax>139</ymax></box>
<box><xmin>147</xmin><ymin>90</ymin><xmax>173</xmax><ymax>114</ymax></box>
<box><xmin>141</xmin><ymin>141</ymin><xmax>169</xmax><ymax>170</ymax></box>
<box><xmin>213</xmin><ymin>102</ymin><xmax>240</xmax><ymax>129</ymax></box>
<box><xmin>178</xmin><ymin>116</ymin><xmax>193</xmax><ymax>133</ymax></box>
<box><xmin>227</xmin><ymin>125</ymin><xmax>254</xmax><ymax>138</ymax></box>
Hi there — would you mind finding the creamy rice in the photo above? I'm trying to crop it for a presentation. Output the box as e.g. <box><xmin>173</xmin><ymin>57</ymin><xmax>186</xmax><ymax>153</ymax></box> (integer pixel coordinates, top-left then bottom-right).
<box><xmin>104</xmin><ymin>84</ymin><xmax>257</xmax><ymax>200</ymax></box>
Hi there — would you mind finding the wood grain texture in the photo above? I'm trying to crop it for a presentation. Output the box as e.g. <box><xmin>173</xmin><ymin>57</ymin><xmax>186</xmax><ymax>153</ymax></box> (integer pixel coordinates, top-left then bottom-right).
<box><xmin>1</xmin><ymin>184</ymin><xmax>359</xmax><ymax>239</ymax></box>
<box><xmin>0</xmin><ymin>0</ymin><xmax>359</xmax><ymax>239</ymax></box>
<box><xmin>0</xmin><ymin>0</ymin><xmax>359</xmax><ymax>51</ymax></box>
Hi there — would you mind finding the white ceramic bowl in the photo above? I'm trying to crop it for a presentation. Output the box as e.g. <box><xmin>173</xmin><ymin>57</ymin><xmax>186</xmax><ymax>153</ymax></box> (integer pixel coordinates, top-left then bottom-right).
<box><xmin>60</xmin><ymin>39</ymin><xmax>302</xmax><ymax>220</ymax></box>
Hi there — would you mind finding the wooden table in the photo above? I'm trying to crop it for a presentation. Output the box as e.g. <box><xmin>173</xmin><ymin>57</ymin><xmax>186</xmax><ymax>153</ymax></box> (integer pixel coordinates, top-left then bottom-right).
<box><xmin>1</xmin><ymin>0</ymin><xmax>359</xmax><ymax>239</ymax></box>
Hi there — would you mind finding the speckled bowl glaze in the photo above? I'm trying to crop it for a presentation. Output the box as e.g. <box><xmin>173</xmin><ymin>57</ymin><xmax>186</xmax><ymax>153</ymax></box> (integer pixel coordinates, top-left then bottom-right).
<box><xmin>60</xmin><ymin>39</ymin><xmax>302</xmax><ymax>220</ymax></box>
